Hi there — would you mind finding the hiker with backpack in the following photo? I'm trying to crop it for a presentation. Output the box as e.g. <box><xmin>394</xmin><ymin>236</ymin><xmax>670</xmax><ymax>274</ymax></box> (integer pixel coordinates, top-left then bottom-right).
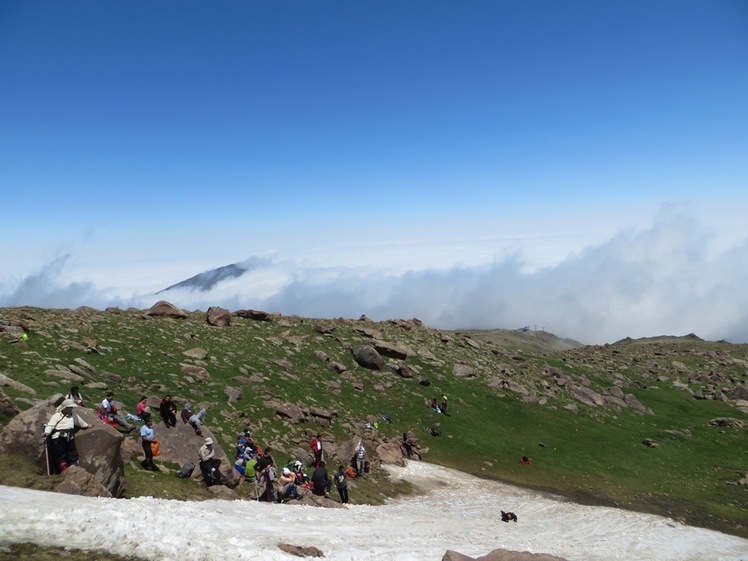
<box><xmin>43</xmin><ymin>399</ymin><xmax>91</xmax><ymax>474</ymax></box>
<box><xmin>140</xmin><ymin>417</ymin><xmax>160</xmax><ymax>471</ymax></box>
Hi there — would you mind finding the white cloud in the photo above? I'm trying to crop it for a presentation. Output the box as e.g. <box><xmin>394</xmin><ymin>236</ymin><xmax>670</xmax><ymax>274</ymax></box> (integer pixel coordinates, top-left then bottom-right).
<box><xmin>1</xmin><ymin>207</ymin><xmax>747</xmax><ymax>345</ymax></box>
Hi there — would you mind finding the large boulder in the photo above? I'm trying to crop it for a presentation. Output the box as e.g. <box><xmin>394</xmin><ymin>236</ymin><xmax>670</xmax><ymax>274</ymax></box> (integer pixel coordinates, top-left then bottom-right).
<box><xmin>206</xmin><ymin>306</ymin><xmax>231</xmax><ymax>327</ymax></box>
<box><xmin>146</xmin><ymin>300</ymin><xmax>187</xmax><ymax>319</ymax></box>
<box><xmin>453</xmin><ymin>364</ymin><xmax>478</xmax><ymax>378</ymax></box>
<box><xmin>372</xmin><ymin>340</ymin><xmax>410</xmax><ymax>360</ymax></box>
<box><xmin>351</xmin><ymin>345</ymin><xmax>383</xmax><ymax>370</ymax></box>
<box><xmin>0</xmin><ymin>394</ymin><xmax>126</xmax><ymax>497</ymax></box>
<box><xmin>376</xmin><ymin>441</ymin><xmax>406</xmax><ymax>466</ymax></box>
<box><xmin>54</xmin><ymin>465</ymin><xmax>112</xmax><ymax>498</ymax></box>
<box><xmin>148</xmin><ymin>420</ymin><xmax>239</xmax><ymax>488</ymax></box>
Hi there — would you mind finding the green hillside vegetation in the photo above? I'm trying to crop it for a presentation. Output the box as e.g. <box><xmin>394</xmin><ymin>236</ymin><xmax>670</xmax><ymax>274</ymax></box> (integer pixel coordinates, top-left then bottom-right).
<box><xmin>0</xmin><ymin>306</ymin><xmax>746</xmax><ymax>539</ymax></box>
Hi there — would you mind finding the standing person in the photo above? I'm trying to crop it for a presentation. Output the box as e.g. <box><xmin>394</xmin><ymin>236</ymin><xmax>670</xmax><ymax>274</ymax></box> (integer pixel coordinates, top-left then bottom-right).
<box><xmin>66</xmin><ymin>386</ymin><xmax>85</xmax><ymax>406</ymax></box>
<box><xmin>440</xmin><ymin>395</ymin><xmax>448</xmax><ymax>414</ymax></box>
<box><xmin>100</xmin><ymin>393</ymin><xmax>136</xmax><ymax>432</ymax></box>
<box><xmin>140</xmin><ymin>417</ymin><xmax>160</xmax><ymax>471</ymax></box>
<box><xmin>43</xmin><ymin>399</ymin><xmax>91</xmax><ymax>474</ymax></box>
<box><xmin>310</xmin><ymin>433</ymin><xmax>323</xmax><ymax>467</ymax></box>
<box><xmin>354</xmin><ymin>440</ymin><xmax>367</xmax><ymax>477</ymax></box>
<box><xmin>334</xmin><ymin>464</ymin><xmax>349</xmax><ymax>504</ymax></box>
<box><xmin>159</xmin><ymin>395</ymin><xmax>177</xmax><ymax>428</ymax></box>
<box><xmin>401</xmin><ymin>432</ymin><xmax>413</xmax><ymax>458</ymax></box>
<box><xmin>254</xmin><ymin>447</ymin><xmax>275</xmax><ymax>502</ymax></box>
<box><xmin>311</xmin><ymin>460</ymin><xmax>332</xmax><ymax>497</ymax></box>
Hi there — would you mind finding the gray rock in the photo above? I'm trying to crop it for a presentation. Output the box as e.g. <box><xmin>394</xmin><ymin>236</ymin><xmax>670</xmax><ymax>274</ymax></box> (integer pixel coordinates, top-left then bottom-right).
<box><xmin>206</xmin><ymin>306</ymin><xmax>231</xmax><ymax>327</ymax></box>
<box><xmin>146</xmin><ymin>300</ymin><xmax>187</xmax><ymax>318</ymax></box>
<box><xmin>352</xmin><ymin>345</ymin><xmax>383</xmax><ymax>370</ymax></box>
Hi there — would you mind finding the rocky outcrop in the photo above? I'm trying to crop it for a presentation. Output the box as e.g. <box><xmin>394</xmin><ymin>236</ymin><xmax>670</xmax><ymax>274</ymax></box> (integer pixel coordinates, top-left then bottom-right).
<box><xmin>0</xmin><ymin>394</ymin><xmax>126</xmax><ymax>497</ymax></box>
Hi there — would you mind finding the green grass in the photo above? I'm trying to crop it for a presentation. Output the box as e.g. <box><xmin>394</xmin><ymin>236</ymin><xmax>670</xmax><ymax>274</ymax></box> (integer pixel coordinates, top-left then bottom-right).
<box><xmin>0</xmin><ymin>306</ymin><xmax>746</xmax><ymax>538</ymax></box>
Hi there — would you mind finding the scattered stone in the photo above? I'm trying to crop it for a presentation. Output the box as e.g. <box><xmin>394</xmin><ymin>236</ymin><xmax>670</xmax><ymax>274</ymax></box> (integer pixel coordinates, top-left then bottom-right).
<box><xmin>278</xmin><ymin>543</ymin><xmax>325</xmax><ymax>557</ymax></box>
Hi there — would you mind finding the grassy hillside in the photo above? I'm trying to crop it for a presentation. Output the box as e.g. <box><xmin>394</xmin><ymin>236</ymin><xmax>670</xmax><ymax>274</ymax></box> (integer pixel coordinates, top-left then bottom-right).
<box><xmin>0</xmin><ymin>306</ymin><xmax>746</xmax><ymax>538</ymax></box>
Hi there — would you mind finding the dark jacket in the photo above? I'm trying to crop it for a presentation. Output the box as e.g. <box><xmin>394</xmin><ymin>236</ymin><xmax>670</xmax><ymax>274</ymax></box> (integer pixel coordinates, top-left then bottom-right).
<box><xmin>312</xmin><ymin>466</ymin><xmax>328</xmax><ymax>489</ymax></box>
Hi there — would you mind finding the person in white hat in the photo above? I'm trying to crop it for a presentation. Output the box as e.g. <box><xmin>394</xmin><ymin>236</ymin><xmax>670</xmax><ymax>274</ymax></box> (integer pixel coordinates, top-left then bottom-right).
<box><xmin>277</xmin><ymin>466</ymin><xmax>301</xmax><ymax>501</ymax></box>
<box><xmin>43</xmin><ymin>398</ymin><xmax>91</xmax><ymax>474</ymax></box>
<box><xmin>198</xmin><ymin>437</ymin><xmax>221</xmax><ymax>485</ymax></box>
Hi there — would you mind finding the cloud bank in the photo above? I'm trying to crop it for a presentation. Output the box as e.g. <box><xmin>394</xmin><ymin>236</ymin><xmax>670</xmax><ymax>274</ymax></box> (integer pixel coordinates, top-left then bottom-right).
<box><xmin>1</xmin><ymin>209</ymin><xmax>747</xmax><ymax>345</ymax></box>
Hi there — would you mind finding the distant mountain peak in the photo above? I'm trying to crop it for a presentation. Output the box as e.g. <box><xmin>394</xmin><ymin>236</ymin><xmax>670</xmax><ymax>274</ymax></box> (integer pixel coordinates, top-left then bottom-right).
<box><xmin>158</xmin><ymin>263</ymin><xmax>246</xmax><ymax>293</ymax></box>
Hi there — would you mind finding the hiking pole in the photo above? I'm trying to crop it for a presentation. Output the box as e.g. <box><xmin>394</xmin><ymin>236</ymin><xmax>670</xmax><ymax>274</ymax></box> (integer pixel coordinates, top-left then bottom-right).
<box><xmin>42</xmin><ymin>427</ymin><xmax>50</xmax><ymax>476</ymax></box>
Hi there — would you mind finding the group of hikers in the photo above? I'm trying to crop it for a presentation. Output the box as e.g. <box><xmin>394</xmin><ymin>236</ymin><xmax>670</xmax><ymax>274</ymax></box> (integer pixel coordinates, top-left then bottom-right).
<box><xmin>42</xmin><ymin>387</ymin><xmax>211</xmax><ymax>475</ymax></box>
<box><xmin>42</xmin><ymin>387</ymin><xmax>370</xmax><ymax>505</ymax></box>
<box><xmin>231</xmin><ymin>431</ymin><xmax>367</xmax><ymax>504</ymax></box>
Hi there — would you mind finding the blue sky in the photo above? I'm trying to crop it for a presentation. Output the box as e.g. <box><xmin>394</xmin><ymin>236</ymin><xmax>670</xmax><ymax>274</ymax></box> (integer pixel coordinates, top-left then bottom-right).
<box><xmin>2</xmin><ymin>1</ymin><xmax>747</xmax><ymax>343</ymax></box>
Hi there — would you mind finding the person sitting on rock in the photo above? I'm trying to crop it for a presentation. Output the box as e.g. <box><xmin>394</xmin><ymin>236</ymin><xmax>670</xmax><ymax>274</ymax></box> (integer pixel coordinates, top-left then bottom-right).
<box><xmin>99</xmin><ymin>393</ymin><xmax>136</xmax><ymax>432</ymax></box>
<box><xmin>180</xmin><ymin>402</ymin><xmax>193</xmax><ymax>425</ymax></box>
<box><xmin>179</xmin><ymin>402</ymin><xmax>207</xmax><ymax>435</ymax></box>
<box><xmin>159</xmin><ymin>395</ymin><xmax>177</xmax><ymax>428</ymax></box>
<box><xmin>277</xmin><ymin>467</ymin><xmax>301</xmax><ymax>501</ymax></box>
<box><xmin>136</xmin><ymin>396</ymin><xmax>151</xmax><ymax>422</ymax></box>
<box><xmin>292</xmin><ymin>460</ymin><xmax>309</xmax><ymax>485</ymax></box>
<box><xmin>198</xmin><ymin>437</ymin><xmax>222</xmax><ymax>485</ymax></box>
<box><xmin>66</xmin><ymin>386</ymin><xmax>85</xmax><ymax>407</ymax></box>
<box><xmin>188</xmin><ymin>407</ymin><xmax>208</xmax><ymax>436</ymax></box>
<box><xmin>236</xmin><ymin>430</ymin><xmax>257</xmax><ymax>460</ymax></box>
<box><xmin>311</xmin><ymin>460</ymin><xmax>332</xmax><ymax>497</ymax></box>
<box><xmin>44</xmin><ymin>399</ymin><xmax>91</xmax><ymax>474</ymax></box>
